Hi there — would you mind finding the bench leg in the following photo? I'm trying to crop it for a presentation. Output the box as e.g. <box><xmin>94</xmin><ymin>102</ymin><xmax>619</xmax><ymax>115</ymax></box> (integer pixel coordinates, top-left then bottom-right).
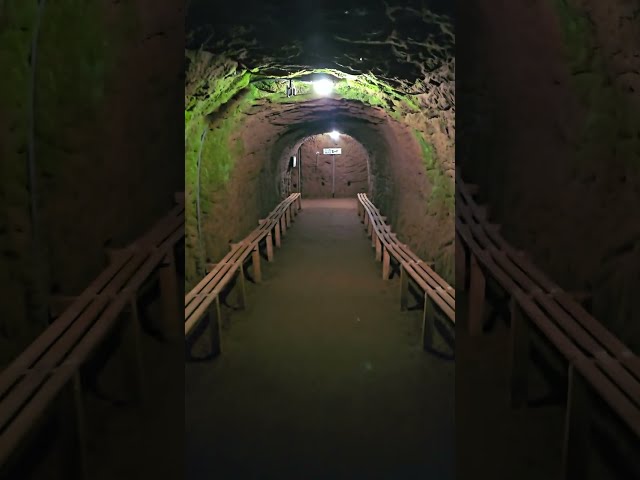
<box><xmin>364</xmin><ymin>213</ymin><xmax>369</xmax><ymax>228</ymax></box>
<box><xmin>208</xmin><ymin>296</ymin><xmax>222</xmax><ymax>357</ymax></box>
<box><xmin>252</xmin><ymin>246</ymin><xmax>262</xmax><ymax>283</ymax></box>
<box><xmin>275</xmin><ymin>223</ymin><xmax>282</xmax><ymax>247</ymax></box>
<box><xmin>357</xmin><ymin>202</ymin><xmax>362</xmax><ymax>217</ymax></box>
<box><xmin>468</xmin><ymin>254</ymin><xmax>485</xmax><ymax>336</ymax></box>
<box><xmin>400</xmin><ymin>265</ymin><xmax>409</xmax><ymax>311</ymax></box>
<box><xmin>375</xmin><ymin>236</ymin><xmax>382</xmax><ymax>262</ymax></box>
<box><xmin>59</xmin><ymin>373</ymin><xmax>88</xmax><ymax>480</ymax></box>
<box><xmin>123</xmin><ymin>296</ymin><xmax>145</xmax><ymax>405</ymax></box>
<box><xmin>281</xmin><ymin>216</ymin><xmax>287</xmax><ymax>236</ymax></box>
<box><xmin>266</xmin><ymin>232</ymin><xmax>274</xmax><ymax>262</ymax></box>
<box><xmin>237</xmin><ymin>266</ymin><xmax>247</xmax><ymax>309</ymax></box>
<box><xmin>382</xmin><ymin>249</ymin><xmax>391</xmax><ymax>280</ymax></box>
<box><xmin>562</xmin><ymin>365</ymin><xmax>591</xmax><ymax>480</ymax></box>
<box><xmin>509</xmin><ymin>297</ymin><xmax>529</xmax><ymax>408</ymax></box>
<box><xmin>455</xmin><ymin>233</ymin><xmax>467</xmax><ymax>291</ymax></box>
<box><xmin>158</xmin><ymin>250</ymin><xmax>180</xmax><ymax>341</ymax></box>
<box><xmin>422</xmin><ymin>293</ymin><xmax>435</xmax><ymax>350</ymax></box>
<box><xmin>367</xmin><ymin>221</ymin><xmax>373</xmax><ymax>238</ymax></box>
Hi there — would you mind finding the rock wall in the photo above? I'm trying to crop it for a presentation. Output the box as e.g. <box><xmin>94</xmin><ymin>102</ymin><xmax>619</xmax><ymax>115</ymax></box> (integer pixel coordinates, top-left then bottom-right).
<box><xmin>0</xmin><ymin>0</ymin><xmax>184</xmax><ymax>365</ymax></box>
<box><xmin>297</xmin><ymin>134</ymin><xmax>370</xmax><ymax>198</ymax></box>
<box><xmin>459</xmin><ymin>0</ymin><xmax>640</xmax><ymax>350</ymax></box>
<box><xmin>184</xmin><ymin>0</ymin><xmax>455</xmax><ymax>289</ymax></box>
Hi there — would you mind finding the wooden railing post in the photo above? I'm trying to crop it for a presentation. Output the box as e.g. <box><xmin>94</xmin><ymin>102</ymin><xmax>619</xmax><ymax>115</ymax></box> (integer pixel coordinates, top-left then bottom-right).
<box><xmin>382</xmin><ymin>249</ymin><xmax>391</xmax><ymax>280</ymax></box>
<box><xmin>237</xmin><ymin>266</ymin><xmax>247</xmax><ymax>309</ymax></box>
<box><xmin>468</xmin><ymin>254</ymin><xmax>485</xmax><ymax>335</ymax></box>
<box><xmin>400</xmin><ymin>264</ymin><xmax>409</xmax><ymax>311</ymax></box>
<box><xmin>509</xmin><ymin>297</ymin><xmax>529</xmax><ymax>408</ymax></box>
<box><xmin>58</xmin><ymin>372</ymin><xmax>88</xmax><ymax>480</ymax></box>
<box><xmin>423</xmin><ymin>292</ymin><xmax>436</xmax><ymax>350</ymax></box>
<box><xmin>375</xmin><ymin>236</ymin><xmax>382</xmax><ymax>262</ymax></box>
<box><xmin>275</xmin><ymin>222</ymin><xmax>282</xmax><ymax>247</ymax></box>
<box><xmin>208</xmin><ymin>296</ymin><xmax>222</xmax><ymax>357</ymax></box>
<box><xmin>562</xmin><ymin>365</ymin><xmax>591</xmax><ymax>480</ymax></box>
<box><xmin>252</xmin><ymin>245</ymin><xmax>262</xmax><ymax>283</ymax></box>
<box><xmin>158</xmin><ymin>249</ymin><xmax>181</xmax><ymax>341</ymax></box>
<box><xmin>266</xmin><ymin>232</ymin><xmax>274</xmax><ymax>262</ymax></box>
<box><xmin>122</xmin><ymin>296</ymin><xmax>145</xmax><ymax>405</ymax></box>
<box><xmin>455</xmin><ymin>232</ymin><xmax>467</xmax><ymax>291</ymax></box>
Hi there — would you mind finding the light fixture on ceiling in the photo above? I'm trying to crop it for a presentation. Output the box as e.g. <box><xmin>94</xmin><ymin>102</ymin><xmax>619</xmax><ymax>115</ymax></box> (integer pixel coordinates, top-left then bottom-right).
<box><xmin>313</xmin><ymin>78</ymin><xmax>334</xmax><ymax>96</ymax></box>
<box><xmin>329</xmin><ymin>130</ymin><xmax>340</xmax><ymax>141</ymax></box>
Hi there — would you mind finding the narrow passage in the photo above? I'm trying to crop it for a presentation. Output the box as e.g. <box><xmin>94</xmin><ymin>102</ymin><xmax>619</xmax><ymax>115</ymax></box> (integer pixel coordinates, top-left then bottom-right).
<box><xmin>186</xmin><ymin>198</ymin><xmax>454</xmax><ymax>479</ymax></box>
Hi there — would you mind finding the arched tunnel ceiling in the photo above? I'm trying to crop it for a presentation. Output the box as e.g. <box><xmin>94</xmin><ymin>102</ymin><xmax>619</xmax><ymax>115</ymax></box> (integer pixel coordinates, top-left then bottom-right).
<box><xmin>184</xmin><ymin>0</ymin><xmax>456</xmax><ymax>287</ymax></box>
<box><xmin>186</xmin><ymin>0</ymin><xmax>454</xmax><ymax>92</ymax></box>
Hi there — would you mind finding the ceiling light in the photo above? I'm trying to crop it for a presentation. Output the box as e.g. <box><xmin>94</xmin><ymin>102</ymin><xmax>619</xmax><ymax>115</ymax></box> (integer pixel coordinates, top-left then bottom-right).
<box><xmin>329</xmin><ymin>130</ymin><xmax>340</xmax><ymax>141</ymax></box>
<box><xmin>313</xmin><ymin>78</ymin><xmax>334</xmax><ymax>96</ymax></box>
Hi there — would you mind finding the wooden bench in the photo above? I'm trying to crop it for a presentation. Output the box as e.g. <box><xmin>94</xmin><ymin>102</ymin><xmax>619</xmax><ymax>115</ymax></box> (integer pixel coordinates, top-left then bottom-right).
<box><xmin>184</xmin><ymin>193</ymin><xmax>302</xmax><ymax>356</ymax></box>
<box><xmin>357</xmin><ymin>193</ymin><xmax>455</xmax><ymax>350</ymax></box>
<box><xmin>0</xmin><ymin>194</ymin><xmax>185</xmax><ymax>478</ymax></box>
<box><xmin>455</xmin><ymin>170</ymin><xmax>640</xmax><ymax>478</ymax></box>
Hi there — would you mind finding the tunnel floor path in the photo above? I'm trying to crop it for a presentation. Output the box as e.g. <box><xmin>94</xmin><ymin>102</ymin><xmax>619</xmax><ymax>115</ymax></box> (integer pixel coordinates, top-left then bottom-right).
<box><xmin>185</xmin><ymin>198</ymin><xmax>454</xmax><ymax>479</ymax></box>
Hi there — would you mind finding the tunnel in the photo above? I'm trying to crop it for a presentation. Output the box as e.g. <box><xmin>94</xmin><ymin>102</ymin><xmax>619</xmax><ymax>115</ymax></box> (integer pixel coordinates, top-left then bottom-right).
<box><xmin>0</xmin><ymin>0</ymin><xmax>637</xmax><ymax>479</ymax></box>
<box><xmin>184</xmin><ymin>0</ymin><xmax>456</xmax><ymax>477</ymax></box>
<box><xmin>185</xmin><ymin>66</ymin><xmax>455</xmax><ymax>288</ymax></box>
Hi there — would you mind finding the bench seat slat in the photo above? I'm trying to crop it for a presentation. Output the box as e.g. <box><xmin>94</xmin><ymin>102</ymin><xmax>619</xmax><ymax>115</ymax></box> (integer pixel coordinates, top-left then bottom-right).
<box><xmin>358</xmin><ymin>194</ymin><xmax>455</xmax><ymax>324</ymax></box>
<box><xmin>184</xmin><ymin>194</ymin><xmax>300</xmax><ymax>337</ymax></box>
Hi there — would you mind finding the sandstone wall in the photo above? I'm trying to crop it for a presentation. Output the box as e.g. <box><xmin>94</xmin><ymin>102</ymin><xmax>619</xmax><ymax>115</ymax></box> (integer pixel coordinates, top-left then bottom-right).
<box><xmin>459</xmin><ymin>0</ymin><xmax>640</xmax><ymax>350</ymax></box>
<box><xmin>297</xmin><ymin>134</ymin><xmax>369</xmax><ymax>198</ymax></box>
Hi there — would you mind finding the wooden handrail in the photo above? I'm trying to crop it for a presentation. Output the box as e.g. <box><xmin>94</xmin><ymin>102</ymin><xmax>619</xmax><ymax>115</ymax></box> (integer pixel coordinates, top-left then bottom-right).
<box><xmin>184</xmin><ymin>193</ymin><xmax>302</xmax><ymax>354</ymax></box>
<box><xmin>0</xmin><ymin>194</ymin><xmax>185</xmax><ymax>474</ymax></box>
<box><xmin>455</xmin><ymin>170</ymin><xmax>639</xmax><ymax>477</ymax></box>
<box><xmin>357</xmin><ymin>193</ymin><xmax>455</xmax><ymax>350</ymax></box>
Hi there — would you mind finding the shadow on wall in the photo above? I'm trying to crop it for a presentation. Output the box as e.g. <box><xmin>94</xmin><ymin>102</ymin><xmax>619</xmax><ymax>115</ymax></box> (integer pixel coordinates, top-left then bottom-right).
<box><xmin>458</xmin><ymin>0</ymin><xmax>640</xmax><ymax>350</ymax></box>
<box><xmin>294</xmin><ymin>133</ymin><xmax>370</xmax><ymax>198</ymax></box>
<box><xmin>0</xmin><ymin>0</ymin><xmax>184</xmax><ymax>366</ymax></box>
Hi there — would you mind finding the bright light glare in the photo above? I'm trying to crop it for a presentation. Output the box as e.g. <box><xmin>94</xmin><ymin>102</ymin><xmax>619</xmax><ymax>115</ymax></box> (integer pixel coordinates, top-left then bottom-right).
<box><xmin>313</xmin><ymin>79</ymin><xmax>334</xmax><ymax>96</ymax></box>
<box><xmin>329</xmin><ymin>130</ymin><xmax>340</xmax><ymax>141</ymax></box>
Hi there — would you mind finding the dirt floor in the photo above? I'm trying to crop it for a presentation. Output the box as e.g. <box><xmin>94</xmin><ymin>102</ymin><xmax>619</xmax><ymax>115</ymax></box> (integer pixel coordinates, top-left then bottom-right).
<box><xmin>185</xmin><ymin>198</ymin><xmax>455</xmax><ymax>479</ymax></box>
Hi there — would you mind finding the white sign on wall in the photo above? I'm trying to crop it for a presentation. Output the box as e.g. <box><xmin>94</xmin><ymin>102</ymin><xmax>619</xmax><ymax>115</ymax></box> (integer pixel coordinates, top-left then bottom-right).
<box><xmin>323</xmin><ymin>148</ymin><xmax>342</xmax><ymax>155</ymax></box>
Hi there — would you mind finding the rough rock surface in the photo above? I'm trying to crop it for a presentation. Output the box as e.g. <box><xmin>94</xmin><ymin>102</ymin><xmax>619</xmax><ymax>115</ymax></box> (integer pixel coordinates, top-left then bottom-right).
<box><xmin>297</xmin><ymin>134</ymin><xmax>370</xmax><ymax>198</ymax></box>
<box><xmin>459</xmin><ymin>0</ymin><xmax>640</xmax><ymax>350</ymax></box>
<box><xmin>0</xmin><ymin>0</ymin><xmax>183</xmax><ymax>364</ymax></box>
